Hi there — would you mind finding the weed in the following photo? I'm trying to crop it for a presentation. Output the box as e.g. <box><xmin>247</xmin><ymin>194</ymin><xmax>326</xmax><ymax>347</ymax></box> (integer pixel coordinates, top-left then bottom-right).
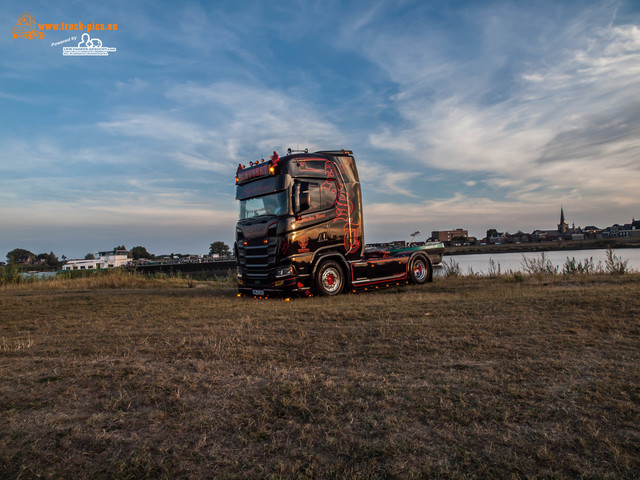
<box><xmin>0</xmin><ymin>264</ymin><xmax>21</xmax><ymax>286</ymax></box>
<box><xmin>0</xmin><ymin>268</ymin><xmax>237</xmax><ymax>291</ymax></box>
<box><xmin>442</xmin><ymin>259</ymin><xmax>462</xmax><ymax>277</ymax></box>
<box><xmin>521</xmin><ymin>252</ymin><xmax>558</xmax><ymax>277</ymax></box>
<box><xmin>487</xmin><ymin>258</ymin><xmax>501</xmax><ymax>278</ymax></box>
<box><xmin>562</xmin><ymin>256</ymin><xmax>596</xmax><ymax>276</ymax></box>
<box><xmin>604</xmin><ymin>247</ymin><xmax>630</xmax><ymax>275</ymax></box>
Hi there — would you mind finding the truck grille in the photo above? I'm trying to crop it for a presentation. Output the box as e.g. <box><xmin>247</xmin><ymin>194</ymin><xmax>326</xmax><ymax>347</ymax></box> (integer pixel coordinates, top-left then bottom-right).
<box><xmin>237</xmin><ymin>224</ymin><xmax>278</xmax><ymax>286</ymax></box>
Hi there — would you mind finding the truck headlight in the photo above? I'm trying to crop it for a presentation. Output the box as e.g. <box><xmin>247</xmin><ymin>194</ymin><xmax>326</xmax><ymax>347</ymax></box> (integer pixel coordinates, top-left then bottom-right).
<box><xmin>275</xmin><ymin>266</ymin><xmax>294</xmax><ymax>278</ymax></box>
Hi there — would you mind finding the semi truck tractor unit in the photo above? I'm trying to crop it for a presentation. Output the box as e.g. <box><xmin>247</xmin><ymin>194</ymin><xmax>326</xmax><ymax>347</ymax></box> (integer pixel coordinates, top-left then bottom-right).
<box><xmin>234</xmin><ymin>149</ymin><xmax>435</xmax><ymax>297</ymax></box>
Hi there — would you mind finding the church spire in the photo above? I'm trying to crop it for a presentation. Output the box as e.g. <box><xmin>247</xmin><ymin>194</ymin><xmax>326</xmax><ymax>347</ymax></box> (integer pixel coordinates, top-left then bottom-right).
<box><xmin>558</xmin><ymin>206</ymin><xmax>568</xmax><ymax>234</ymax></box>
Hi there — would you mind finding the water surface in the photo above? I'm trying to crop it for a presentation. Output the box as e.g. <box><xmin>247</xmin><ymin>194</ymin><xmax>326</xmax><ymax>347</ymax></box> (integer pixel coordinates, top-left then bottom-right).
<box><xmin>435</xmin><ymin>248</ymin><xmax>640</xmax><ymax>276</ymax></box>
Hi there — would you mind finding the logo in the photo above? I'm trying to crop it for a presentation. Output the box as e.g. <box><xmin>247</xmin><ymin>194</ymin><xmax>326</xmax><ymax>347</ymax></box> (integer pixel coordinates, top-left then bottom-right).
<box><xmin>12</xmin><ymin>12</ymin><xmax>119</xmax><ymax>57</ymax></box>
<box><xmin>280</xmin><ymin>238</ymin><xmax>289</xmax><ymax>255</ymax></box>
<box><xmin>297</xmin><ymin>236</ymin><xmax>309</xmax><ymax>252</ymax></box>
<box><xmin>12</xmin><ymin>12</ymin><xmax>44</xmax><ymax>39</ymax></box>
<box><xmin>63</xmin><ymin>33</ymin><xmax>116</xmax><ymax>56</ymax></box>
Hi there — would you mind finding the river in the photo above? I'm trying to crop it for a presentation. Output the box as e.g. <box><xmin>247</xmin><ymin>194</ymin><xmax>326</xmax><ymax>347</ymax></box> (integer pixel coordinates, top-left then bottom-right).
<box><xmin>434</xmin><ymin>248</ymin><xmax>640</xmax><ymax>276</ymax></box>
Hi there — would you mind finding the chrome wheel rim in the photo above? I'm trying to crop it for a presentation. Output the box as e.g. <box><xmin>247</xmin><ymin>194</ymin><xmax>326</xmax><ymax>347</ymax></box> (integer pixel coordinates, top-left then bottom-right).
<box><xmin>321</xmin><ymin>267</ymin><xmax>341</xmax><ymax>294</ymax></box>
<box><xmin>413</xmin><ymin>260</ymin><xmax>427</xmax><ymax>282</ymax></box>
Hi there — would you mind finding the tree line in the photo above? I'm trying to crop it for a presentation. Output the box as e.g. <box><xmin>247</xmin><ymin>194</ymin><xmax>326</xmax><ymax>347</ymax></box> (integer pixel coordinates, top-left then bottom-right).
<box><xmin>4</xmin><ymin>249</ymin><xmax>60</xmax><ymax>268</ymax></box>
<box><xmin>4</xmin><ymin>242</ymin><xmax>232</xmax><ymax>267</ymax></box>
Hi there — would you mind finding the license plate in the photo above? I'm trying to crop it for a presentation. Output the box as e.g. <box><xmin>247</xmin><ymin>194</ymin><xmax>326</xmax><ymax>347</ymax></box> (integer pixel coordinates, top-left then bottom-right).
<box><xmin>252</xmin><ymin>289</ymin><xmax>265</xmax><ymax>296</ymax></box>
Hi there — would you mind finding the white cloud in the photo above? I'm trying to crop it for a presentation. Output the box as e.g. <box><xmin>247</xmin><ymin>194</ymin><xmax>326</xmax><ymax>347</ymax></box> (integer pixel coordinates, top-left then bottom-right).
<box><xmin>98</xmin><ymin>113</ymin><xmax>209</xmax><ymax>145</ymax></box>
<box><xmin>357</xmin><ymin>159</ymin><xmax>419</xmax><ymax>198</ymax></box>
<box><xmin>357</xmin><ymin>9</ymin><xmax>640</xmax><ymax>211</ymax></box>
<box><xmin>165</xmin><ymin>81</ymin><xmax>344</xmax><ymax>159</ymax></box>
<box><xmin>363</xmin><ymin>188</ymin><xmax>635</xmax><ymax>241</ymax></box>
<box><xmin>98</xmin><ymin>81</ymin><xmax>345</xmax><ymax>170</ymax></box>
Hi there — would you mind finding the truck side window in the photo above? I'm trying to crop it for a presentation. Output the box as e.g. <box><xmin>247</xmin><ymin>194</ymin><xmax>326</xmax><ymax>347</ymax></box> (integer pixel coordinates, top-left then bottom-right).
<box><xmin>296</xmin><ymin>180</ymin><xmax>337</xmax><ymax>214</ymax></box>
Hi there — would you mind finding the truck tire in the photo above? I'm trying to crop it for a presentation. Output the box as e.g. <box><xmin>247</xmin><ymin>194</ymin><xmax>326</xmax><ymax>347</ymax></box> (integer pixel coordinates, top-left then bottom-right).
<box><xmin>316</xmin><ymin>260</ymin><xmax>344</xmax><ymax>296</ymax></box>
<box><xmin>409</xmin><ymin>255</ymin><xmax>430</xmax><ymax>284</ymax></box>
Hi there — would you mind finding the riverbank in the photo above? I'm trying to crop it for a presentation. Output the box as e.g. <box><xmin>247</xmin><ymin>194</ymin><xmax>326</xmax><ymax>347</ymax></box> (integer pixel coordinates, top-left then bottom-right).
<box><xmin>1</xmin><ymin>274</ymin><xmax>638</xmax><ymax>478</ymax></box>
<box><xmin>445</xmin><ymin>236</ymin><xmax>640</xmax><ymax>255</ymax></box>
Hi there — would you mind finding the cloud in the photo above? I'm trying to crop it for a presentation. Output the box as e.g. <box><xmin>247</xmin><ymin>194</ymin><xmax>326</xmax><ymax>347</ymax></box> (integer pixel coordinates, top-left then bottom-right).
<box><xmin>165</xmin><ymin>81</ymin><xmax>344</xmax><ymax>157</ymax></box>
<box><xmin>357</xmin><ymin>159</ymin><xmax>419</xmax><ymax>198</ymax></box>
<box><xmin>538</xmin><ymin>102</ymin><xmax>640</xmax><ymax>165</ymax></box>
<box><xmin>354</xmin><ymin>5</ymin><xmax>640</xmax><ymax>210</ymax></box>
<box><xmin>96</xmin><ymin>81</ymin><xmax>346</xmax><ymax>182</ymax></box>
<box><xmin>362</xmin><ymin>189</ymin><xmax>634</xmax><ymax>241</ymax></box>
<box><xmin>98</xmin><ymin>113</ymin><xmax>209</xmax><ymax>145</ymax></box>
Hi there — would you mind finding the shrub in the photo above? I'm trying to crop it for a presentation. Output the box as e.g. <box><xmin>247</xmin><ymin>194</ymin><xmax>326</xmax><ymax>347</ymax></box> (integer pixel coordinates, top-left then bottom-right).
<box><xmin>562</xmin><ymin>256</ymin><xmax>596</xmax><ymax>276</ymax></box>
<box><xmin>0</xmin><ymin>264</ymin><xmax>21</xmax><ymax>286</ymax></box>
<box><xmin>488</xmin><ymin>258</ymin><xmax>501</xmax><ymax>278</ymax></box>
<box><xmin>442</xmin><ymin>259</ymin><xmax>462</xmax><ymax>277</ymax></box>
<box><xmin>521</xmin><ymin>252</ymin><xmax>557</xmax><ymax>277</ymax></box>
<box><xmin>604</xmin><ymin>247</ymin><xmax>630</xmax><ymax>275</ymax></box>
<box><xmin>512</xmin><ymin>271</ymin><xmax>524</xmax><ymax>282</ymax></box>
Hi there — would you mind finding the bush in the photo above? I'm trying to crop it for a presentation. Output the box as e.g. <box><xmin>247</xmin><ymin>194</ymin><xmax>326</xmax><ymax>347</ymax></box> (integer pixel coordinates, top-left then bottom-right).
<box><xmin>521</xmin><ymin>252</ymin><xmax>557</xmax><ymax>277</ymax></box>
<box><xmin>442</xmin><ymin>259</ymin><xmax>462</xmax><ymax>277</ymax></box>
<box><xmin>604</xmin><ymin>247</ymin><xmax>630</xmax><ymax>275</ymax></box>
<box><xmin>562</xmin><ymin>256</ymin><xmax>596</xmax><ymax>276</ymax></box>
<box><xmin>512</xmin><ymin>271</ymin><xmax>524</xmax><ymax>282</ymax></box>
<box><xmin>0</xmin><ymin>264</ymin><xmax>21</xmax><ymax>286</ymax></box>
<box><xmin>488</xmin><ymin>258</ymin><xmax>501</xmax><ymax>278</ymax></box>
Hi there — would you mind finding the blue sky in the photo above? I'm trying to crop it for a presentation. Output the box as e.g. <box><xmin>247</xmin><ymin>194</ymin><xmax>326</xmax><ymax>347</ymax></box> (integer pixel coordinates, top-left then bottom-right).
<box><xmin>2</xmin><ymin>0</ymin><xmax>639</xmax><ymax>259</ymax></box>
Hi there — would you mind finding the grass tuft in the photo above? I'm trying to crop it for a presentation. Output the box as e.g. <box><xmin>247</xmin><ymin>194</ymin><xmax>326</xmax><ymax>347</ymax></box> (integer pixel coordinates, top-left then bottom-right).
<box><xmin>0</xmin><ymin>268</ymin><xmax>236</xmax><ymax>291</ymax></box>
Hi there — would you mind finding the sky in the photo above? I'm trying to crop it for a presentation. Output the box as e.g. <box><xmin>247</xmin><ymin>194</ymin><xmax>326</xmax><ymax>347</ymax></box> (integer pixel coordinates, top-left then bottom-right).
<box><xmin>1</xmin><ymin>0</ymin><xmax>639</xmax><ymax>259</ymax></box>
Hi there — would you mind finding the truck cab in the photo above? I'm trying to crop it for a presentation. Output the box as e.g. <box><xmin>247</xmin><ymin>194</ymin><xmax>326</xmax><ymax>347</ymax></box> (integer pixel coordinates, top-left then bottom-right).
<box><xmin>235</xmin><ymin>149</ymin><xmax>433</xmax><ymax>297</ymax></box>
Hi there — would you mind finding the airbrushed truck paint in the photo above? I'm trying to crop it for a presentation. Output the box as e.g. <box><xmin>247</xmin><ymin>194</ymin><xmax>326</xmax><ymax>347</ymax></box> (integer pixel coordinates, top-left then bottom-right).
<box><xmin>234</xmin><ymin>151</ymin><xmax>431</xmax><ymax>296</ymax></box>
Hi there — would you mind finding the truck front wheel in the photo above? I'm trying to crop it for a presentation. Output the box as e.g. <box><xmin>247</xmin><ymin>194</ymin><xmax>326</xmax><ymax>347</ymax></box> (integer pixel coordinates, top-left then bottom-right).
<box><xmin>316</xmin><ymin>260</ymin><xmax>344</xmax><ymax>296</ymax></box>
<box><xmin>409</xmin><ymin>255</ymin><xmax>431</xmax><ymax>284</ymax></box>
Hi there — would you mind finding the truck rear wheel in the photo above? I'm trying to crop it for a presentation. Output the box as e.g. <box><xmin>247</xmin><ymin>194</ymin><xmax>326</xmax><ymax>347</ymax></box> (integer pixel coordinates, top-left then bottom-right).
<box><xmin>409</xmin><ymin>255</ymin><xmax>430</xmax><ymax>284</ymax></box>
<box><xmin>316</xmin><ymin>260</ymin><xmax>344</xmax><ymax>296</ymax></box>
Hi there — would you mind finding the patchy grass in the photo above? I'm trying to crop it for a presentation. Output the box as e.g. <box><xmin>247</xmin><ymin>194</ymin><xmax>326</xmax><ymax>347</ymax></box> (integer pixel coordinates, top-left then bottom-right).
<box><xmin>1</xmin><ymin>274</ymin><xmax>639</xmax><ymax>478</ymax></box>
<box><xmin>1</xmin><ymin>268</ymin><xmax>236</xmax><ymax>291</ymax></box>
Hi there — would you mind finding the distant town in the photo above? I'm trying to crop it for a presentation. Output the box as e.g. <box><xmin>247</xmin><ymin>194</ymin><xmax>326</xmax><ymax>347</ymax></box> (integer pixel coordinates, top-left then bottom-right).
<box><xmin>2</xmin><ymin>244</ymin><xmax>233</xmax><ymax>271</ymax></box>
<box><xmin>370</xmin><ymin>209</ymin><xmax>640</xmax><ymax>249</ymax></box>
<box><xmin>3</xmin><ymin>209</ymin><xmax>639</xmax><ymax>271</ymax></box>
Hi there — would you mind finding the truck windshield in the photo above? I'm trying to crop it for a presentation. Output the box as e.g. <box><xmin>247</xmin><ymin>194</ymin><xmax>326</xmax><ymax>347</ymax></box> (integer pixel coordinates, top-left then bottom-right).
<box><xmin>239</xmin><ymin>190</ymin><xmax>288</xmax><ymax>221</ymax></box>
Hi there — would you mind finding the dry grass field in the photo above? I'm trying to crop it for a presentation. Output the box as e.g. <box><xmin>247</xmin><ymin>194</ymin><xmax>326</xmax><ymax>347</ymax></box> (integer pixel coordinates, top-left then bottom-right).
<box><xmin>1</xmin><ymin>272</ymin><xmax>639</xmax><ymax>478</ymax></box>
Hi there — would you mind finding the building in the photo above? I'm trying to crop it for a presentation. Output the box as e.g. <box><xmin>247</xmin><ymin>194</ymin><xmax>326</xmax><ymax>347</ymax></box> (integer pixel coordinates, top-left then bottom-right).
<box><xmin>558</xmin><ymin>206</ymin><xmax>568</xmax><ymax>234</ymax></box>
<box><xmin>583</xmin><ymin>226</ymin><xmax>601</xmax><ymax>239</ymax></box>
<box><xmin>431</xmin><ymin>229</ymin><xmax>468</xmax><ymax>243</ymax></box>
<box><xmin>62</xmin><ymin>250</ymin><xmax>130</xmax><ymax>271</ymax></box>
